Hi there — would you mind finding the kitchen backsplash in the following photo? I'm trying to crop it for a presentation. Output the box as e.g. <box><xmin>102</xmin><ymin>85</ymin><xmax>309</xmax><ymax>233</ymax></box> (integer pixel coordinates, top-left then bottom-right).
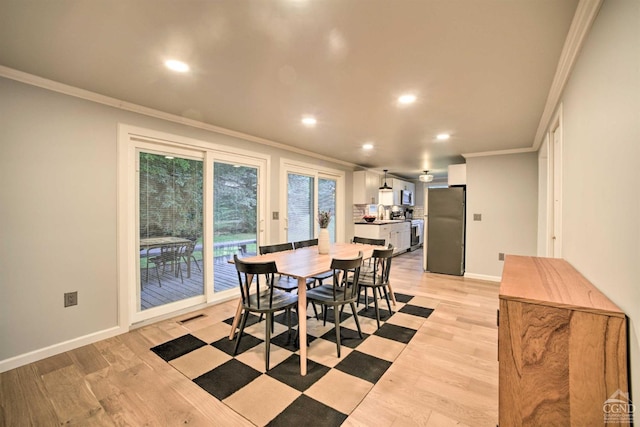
<box><xmin>353</xmin><ymin>204</ymin><xmax>424</xmax><ymax>222</ymax></box>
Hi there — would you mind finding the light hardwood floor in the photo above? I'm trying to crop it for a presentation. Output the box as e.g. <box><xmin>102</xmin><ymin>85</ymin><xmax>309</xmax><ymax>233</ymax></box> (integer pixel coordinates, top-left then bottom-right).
<box><xmin>0</xmin><ymin>249</ymin><xmax>499</xmax><ymax>426</ymax></box>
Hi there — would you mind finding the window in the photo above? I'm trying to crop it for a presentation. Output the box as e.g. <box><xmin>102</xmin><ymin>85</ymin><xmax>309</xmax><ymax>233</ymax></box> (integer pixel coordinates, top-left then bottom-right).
<box><xmin>119</xmin><ymin>125</ymin><xmax>269</xmax><ymax>324</ymax></box>
<box><xmin>280</xmin><ymin>159</ymin><xmax>345</xmax><ymax>244</ymax></box>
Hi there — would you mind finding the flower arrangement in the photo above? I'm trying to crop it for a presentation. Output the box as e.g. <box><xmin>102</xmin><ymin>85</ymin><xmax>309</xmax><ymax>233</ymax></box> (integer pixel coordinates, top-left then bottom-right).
<box><xmin>317</xmin><ymin>210</ymin><xmax>332</xmax><ymax>228</ymax></box>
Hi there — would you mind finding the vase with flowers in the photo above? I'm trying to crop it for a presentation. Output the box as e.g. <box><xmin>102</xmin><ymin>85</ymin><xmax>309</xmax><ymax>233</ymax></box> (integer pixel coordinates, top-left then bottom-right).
<box><xmin>317</xmin><ymin>210</ymin><xmax>331</xmax><ymax>254</ymax></box>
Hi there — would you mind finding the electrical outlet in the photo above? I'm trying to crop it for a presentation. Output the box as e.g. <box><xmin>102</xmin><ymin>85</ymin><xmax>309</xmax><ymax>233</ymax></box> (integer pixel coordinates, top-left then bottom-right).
<box><xmin>272</xmin><ymin>211</ymin><xmax>279</xmax><ymax>220</ymax></box>
<box><xmin>473</xmin><ymin>213</ymin><xmax>482</xmax><ymax>221</ymax></box>
<box><xmin>498</xmin><ymin>253</ymin><xmax>505</xmax><ymax>261</ymax></box>
<box><xmin>64</xmin><ymin>291</ymin><xmax>78</xmax><ymax>307</ymax></box>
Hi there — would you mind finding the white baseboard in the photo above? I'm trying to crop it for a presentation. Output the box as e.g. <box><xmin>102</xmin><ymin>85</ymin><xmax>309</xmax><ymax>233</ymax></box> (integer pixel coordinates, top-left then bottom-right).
<box><xmin>464</xmin><ymin>272</ymin><xmax>502</xmax><ymax>282</ymax></box>
<box><xmin>0</xmin><ymin>325</ymin><xmax>127</xmax><ymax>374</ymax></box>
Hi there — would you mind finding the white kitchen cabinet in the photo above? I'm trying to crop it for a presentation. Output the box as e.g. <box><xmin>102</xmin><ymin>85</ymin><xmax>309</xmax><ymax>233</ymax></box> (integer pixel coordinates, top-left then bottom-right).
<box><xmin>386</xmin><ymin>178</ymin><xmax>416</xmax><ymax>206</ymax></box>
<box><xmin>354</xmin><ymin>221</ymin><xmax>411</xmax><ymax>254</ymax></box>
<box><xmin>353</xmin><ymin>171</ymin><xmax>381</xmax><ymax>205</ymax></box>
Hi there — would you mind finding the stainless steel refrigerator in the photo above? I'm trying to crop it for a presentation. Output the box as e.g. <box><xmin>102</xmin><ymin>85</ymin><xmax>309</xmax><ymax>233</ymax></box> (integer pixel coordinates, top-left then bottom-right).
<box><xmin>426</xmin><ymin>187</ymin><xmax>465</xmax><ymax>275</ymax></box>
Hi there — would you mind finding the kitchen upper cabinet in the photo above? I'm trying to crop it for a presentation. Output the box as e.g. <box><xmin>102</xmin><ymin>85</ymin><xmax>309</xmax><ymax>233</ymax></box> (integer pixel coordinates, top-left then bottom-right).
<box><xmin>353</xmin><ymin>171</ymin><xmax>381</xmax><ymax>205</ymax></box>
<box><xmin>386</xmin><ymin>178</ymin><xmax>416</xmax><ymax>206</ymax></box>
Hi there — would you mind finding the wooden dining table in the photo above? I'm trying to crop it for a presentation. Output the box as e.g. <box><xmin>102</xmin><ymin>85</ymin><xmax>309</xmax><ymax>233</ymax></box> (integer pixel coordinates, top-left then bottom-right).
<box><xmin>229</xmin><ymin>242</ymin><xmax>379</xmax><ymax>375</ymax></box>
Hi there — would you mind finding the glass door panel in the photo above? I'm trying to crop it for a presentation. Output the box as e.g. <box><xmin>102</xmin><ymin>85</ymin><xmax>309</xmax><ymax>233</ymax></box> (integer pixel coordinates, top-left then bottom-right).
<box><xmin>318</xmin><ymin>177</ymin><xmax>337</xmax><ymax>243</ymax></box>
<box><xmin>287</xmin><ymin>173</ymin><xmax>314</xmax><ymax>242</ymax></box>
<box><xmin>213</xmin><ymin>162</ymin><xmax>258</xmax><ymax>292</ymax></box>
<box><xmin>138</xmin><ymin>152</ymin><xmax>204</xmax><ymax>311</ymax></box>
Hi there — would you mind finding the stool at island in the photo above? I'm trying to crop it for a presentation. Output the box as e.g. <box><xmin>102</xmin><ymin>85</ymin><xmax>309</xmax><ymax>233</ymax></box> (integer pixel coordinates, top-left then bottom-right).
<box><xmin>498</xmin><ymin>256</ymin><xmax>630</xmax><ymax>426</ymax></box>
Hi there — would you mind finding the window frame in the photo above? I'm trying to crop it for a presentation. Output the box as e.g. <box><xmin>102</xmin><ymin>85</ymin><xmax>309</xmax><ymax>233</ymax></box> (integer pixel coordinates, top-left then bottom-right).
<box><xmin>118</xmin><ymin>124</ymin><xmax>270</xmax><ymax>325</ymax></box>
<box><xmin>278</xmin><ymin>158</ymin><xmax>345</xmax><ymax>244</ymax></box>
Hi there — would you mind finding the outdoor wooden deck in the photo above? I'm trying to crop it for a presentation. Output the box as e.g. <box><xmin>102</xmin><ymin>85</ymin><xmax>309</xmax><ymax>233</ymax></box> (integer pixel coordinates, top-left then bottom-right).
<box><xmin>140</xmin><ymin>260</ymin><xmax>240</xmax><ymax>310</ymax></box>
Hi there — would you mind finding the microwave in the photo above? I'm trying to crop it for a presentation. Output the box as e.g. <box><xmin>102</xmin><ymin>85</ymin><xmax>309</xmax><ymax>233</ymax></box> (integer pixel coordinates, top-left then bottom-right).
<box><xmin>401</xmin><ymin>190</ymin><xmax>413</xmax><ymax>206</ymax></box>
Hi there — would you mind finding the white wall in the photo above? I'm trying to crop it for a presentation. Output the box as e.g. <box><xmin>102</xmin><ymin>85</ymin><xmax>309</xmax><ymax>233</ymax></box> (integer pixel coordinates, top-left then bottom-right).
<box><xmin>549</xmin><ymin>0</ymin><xmax>639</xmax><ymax>398</ymax></box>
<box><xmin>537</xmin><ymin>137</ymin><xmax>549</xmax><ymax>256</ymax></box>
<box><xmin>0</xmin><ymin>77</ymin><xmax>354</xmax><ymax>366</ymax></box>
<box><xmin>465</xmin><ymin>152</ymin><xmax>538</xmax><ymax>279</ymax></box>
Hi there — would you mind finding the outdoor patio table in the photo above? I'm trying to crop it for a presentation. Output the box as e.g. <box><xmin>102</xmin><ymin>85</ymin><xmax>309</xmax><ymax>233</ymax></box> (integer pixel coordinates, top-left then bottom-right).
<box><xmin>229</xmin><ymin>242</ymin><xmax>379</xmax><ymax>375</ymax></box>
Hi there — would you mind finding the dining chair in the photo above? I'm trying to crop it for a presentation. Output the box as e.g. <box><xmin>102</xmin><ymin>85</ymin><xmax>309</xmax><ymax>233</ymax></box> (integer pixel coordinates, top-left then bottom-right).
<box><xmin>352</xmin><ymin>236</ymin><xmax>386</xmax><ymax>276</ymax></box>
<box><xmin>306</xmin><ymin>252</ymin><xmax>364</xmax><ymax>357</ymax></box>
<box><xmin>293</xmin><ymin>238</ymin><xmax>332</xmax><ymax>291</ymax></box>
<box><xmin>259</xmin><ymin>242</ymin><xmax>294</xmax><ymax>255</ymax></box>
<box><xmin>356</xmin><ymin>246</ymin><xmax>394</xmax><ymax>328</ymax></box>
<box><xmin>233</xmin><ymin>255</ymin><xmax>298</xmax><ymax>371</ymax></box>
<box><xmin>259</xmin><ymin>242</ymin><xmax>296</xmax><ymax>292</ymax></box>
<box><xmin>260</xmin><ymin>241</ymin><xmax>319</xmax><ymax>318</ymax></box>
<box><xmin>352</xmin><ymin>236</ymin><xmax>386</xmax><ymax>246</ymax></box>
<box><xmin>293</xmin><ymin>238</ymin><xmax>318</xmax><ymax>249</ymax></box>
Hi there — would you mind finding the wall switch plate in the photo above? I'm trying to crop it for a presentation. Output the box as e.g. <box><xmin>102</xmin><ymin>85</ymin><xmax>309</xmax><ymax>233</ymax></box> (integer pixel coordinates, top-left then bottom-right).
<box><xmin>272</xmin><ymin>212</ymin><xmax>279</xmax><ymax>220</ymax></box>
<box><xmin>473</xmin><ymin>213</ymin><xmax>482</xmax><ymax>221</ymax></box>
<box><xmin>498</xmin><ymin>252</ymin><xmax>505</xmax><ymax>261</ymax></box>
<box><xmin>64</xmin><ymin>291</ymin><xmax>78</xmax><ymax>307</ymax></box>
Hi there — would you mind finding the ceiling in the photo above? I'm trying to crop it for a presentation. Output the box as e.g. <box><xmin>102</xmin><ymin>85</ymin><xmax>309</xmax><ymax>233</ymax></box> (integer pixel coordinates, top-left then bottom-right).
<box><xmin>0</xmin><ymin>0</ymin><xmax>579</xmax><ymax>180</ymax></box>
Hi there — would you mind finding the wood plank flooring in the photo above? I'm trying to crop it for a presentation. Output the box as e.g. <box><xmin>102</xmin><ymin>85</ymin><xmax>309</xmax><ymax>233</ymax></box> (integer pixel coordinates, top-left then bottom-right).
<box><xmin>0</xmin><ymin>249</ymin><xmax>499</xmax><ymax>426</ymax></box>
<box><xmin>141</xmin><ymin>261</ymin><xmax>239</xmax><ymax>310</ymax></box>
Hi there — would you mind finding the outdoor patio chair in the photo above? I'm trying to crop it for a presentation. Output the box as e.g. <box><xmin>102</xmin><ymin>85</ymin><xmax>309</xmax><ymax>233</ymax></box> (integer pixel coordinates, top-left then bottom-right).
<box><xmin>148</xmin><ymin>244</ymin><xmax>187</xmax><ymax>287</ymax></box>
<box><xmin>181</xmin><ymin>239</ymin><xmax>201</xmax><ymax>278</ymax></box>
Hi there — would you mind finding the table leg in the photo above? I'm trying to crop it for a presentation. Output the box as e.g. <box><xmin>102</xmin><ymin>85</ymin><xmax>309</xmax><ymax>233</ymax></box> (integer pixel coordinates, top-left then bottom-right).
<box><xmin>229</xmin><ymin>300</ymin><xmax>243</xmax><ymax>340</ymax></box>
<box><xmin>297</xmin><ymin>277</ymin><xmax>307</xmax><ymax>376</ymax></box>
<box><xmin>387</xmin><ymin>281</ymin><xmax>397</xmax><ymax>306</ymax></box>
<box><xmin>228</xmin><ymin>273</ymin><xmax>252</xmax><ymax>340</ymax></box>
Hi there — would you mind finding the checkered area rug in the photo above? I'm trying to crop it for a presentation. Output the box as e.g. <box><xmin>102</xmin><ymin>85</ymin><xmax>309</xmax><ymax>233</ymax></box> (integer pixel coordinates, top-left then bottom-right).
<box><xmin>151</xmin><ymin>293</ymin><xmax>434</xmax><ymax>426</ymax></box>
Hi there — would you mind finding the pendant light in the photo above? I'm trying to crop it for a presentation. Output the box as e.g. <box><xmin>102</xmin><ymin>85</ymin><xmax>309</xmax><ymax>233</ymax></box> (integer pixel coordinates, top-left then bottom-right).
<box><xmin>378</xmin><ymin>169</ymin><xmax>394</xmax><ymax>206</ymax></box>
<box><xmin>419</xmin><ymin>170</ymin><xmax>434</xmax><ymax>182</ymax></box>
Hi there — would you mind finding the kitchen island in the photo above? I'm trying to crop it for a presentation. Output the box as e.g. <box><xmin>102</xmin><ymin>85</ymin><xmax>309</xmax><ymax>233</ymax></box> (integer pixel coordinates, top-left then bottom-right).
<box><xmin>354</xmin><ymin>220</ymin><xmax>411</xmax><ymax>254</ymax></box>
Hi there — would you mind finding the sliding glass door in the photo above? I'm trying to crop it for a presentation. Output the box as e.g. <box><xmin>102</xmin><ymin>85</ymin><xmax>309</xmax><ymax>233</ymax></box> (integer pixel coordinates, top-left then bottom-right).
<box><xmin>287</xmin><ymin>173</ymin><xmax>314</xmax><ymax>242</ymax></box>
<box><xmin>318</xmin><ymin>177</ymin><xmax>337</xmax><ymax>243</ymax></box>
<box><xmin>281</xmin><ymin>160</ymin><xmax>344</xmax><ymax>244</ymax></box>
<box><xmin>213</xmin><ymin>161</ymin><xmax>258</xmax><ymax>292</ymax></box>
<box><xmin>121</xmin><ymin>125</ymin><xmax>269</xmax><ymax>324</ymax></box>
<box><xmin>138</xmin><ymin>150</ymin><xmax>204</xmax><ymax>312</ymax></box>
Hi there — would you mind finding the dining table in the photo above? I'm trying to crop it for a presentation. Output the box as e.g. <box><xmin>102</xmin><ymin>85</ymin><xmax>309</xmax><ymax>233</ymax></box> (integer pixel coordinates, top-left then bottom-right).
<box><xmin>229</xmin><ymin>242</ymin><xmax>380</xmax><ymax>375</ymax></box>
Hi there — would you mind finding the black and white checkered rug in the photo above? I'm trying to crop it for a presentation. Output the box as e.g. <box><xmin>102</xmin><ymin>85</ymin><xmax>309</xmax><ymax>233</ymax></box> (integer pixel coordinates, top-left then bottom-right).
<box><xmin>151</xmin><ymin>293</ymin><xmax>434</xmax><ymax>426</ymax></box>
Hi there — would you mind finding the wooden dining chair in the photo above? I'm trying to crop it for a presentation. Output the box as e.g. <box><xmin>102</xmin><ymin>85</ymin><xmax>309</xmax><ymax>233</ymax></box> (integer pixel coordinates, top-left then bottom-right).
<box><xmin>306</xmin><ymin>252</ymin><xmax>364</xmax><ymax>357</ymax></box>
<box><xmin>356</xmin><ymin>246</ymin><xmax>394</xmax><ymax>328</ymax></box>
<box><xmin>233</xmin><ymin>255</ymin><xmax>298</xmax><ymax>371</ymax></box>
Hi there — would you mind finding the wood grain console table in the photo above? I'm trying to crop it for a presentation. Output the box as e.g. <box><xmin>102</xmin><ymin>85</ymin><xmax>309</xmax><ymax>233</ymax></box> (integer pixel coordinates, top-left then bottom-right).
<box><xmin>498</xmin><ymin>255</ymin><xmax>630</xmax><ymax>426</ymax></box>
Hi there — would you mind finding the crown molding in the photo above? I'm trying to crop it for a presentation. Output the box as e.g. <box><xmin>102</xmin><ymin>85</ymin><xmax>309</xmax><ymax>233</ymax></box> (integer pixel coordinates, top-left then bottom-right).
<box><xmin>0</xmin><ymin>65</ymin><xmax>358</xmax><ymax>169</ymax></box>
<box><xmin>462</xmin><ymin>146</ymin><xmax>537</xmax><ymax>159</ymax></box>
<box><xmin>462</xmin><ymin>0</ymin><xmax>603</xmax><ymax>160</ymax></box>
<box><xmin>531</xmin><ymin>0</ymin><xmax>603</xmax><ymax>151</ymax></box>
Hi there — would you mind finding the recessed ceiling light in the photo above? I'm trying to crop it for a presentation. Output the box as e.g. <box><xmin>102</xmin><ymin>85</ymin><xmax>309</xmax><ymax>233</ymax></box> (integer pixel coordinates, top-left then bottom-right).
<box><xmin>436</xmin><ymin>133</ymin><xmax>450</xmax><ymax>141</ymax></box>
<box><xmin>164</xmin><ymin>59</ymin><xmax>190</xmax><ymax>73</ymax></box>
<box><xmin>362</xmin><ymin>143</ymin><xmax>374</xmax><ymax>150</ymax></box>
<box><xmin>398</xmin><ymin>94</ymin><xmax>417</xmax><ymax>104</ymax></box>
<box><xmin>301</xmin><ymin>116</ymin><xmax>317</xmax><ymax>126</ymax></box>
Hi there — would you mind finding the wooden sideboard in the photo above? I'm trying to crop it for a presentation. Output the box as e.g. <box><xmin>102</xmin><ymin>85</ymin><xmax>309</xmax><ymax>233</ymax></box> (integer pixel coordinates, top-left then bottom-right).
<box><xmin>498</xmin><ymin>255</ymin><xmax>629</xmax><ymax>426</ymax></box>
